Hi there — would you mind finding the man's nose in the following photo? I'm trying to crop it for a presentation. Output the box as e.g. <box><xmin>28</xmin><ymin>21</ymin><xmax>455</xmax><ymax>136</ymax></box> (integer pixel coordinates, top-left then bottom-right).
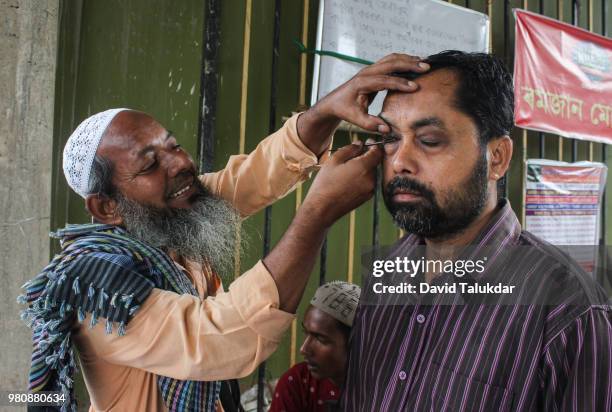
<box><xmin>300</xmin><ymin>337</ymin><xmax>312</xmax><ymax>356</ymax></box>
<box><xmin>163</xmin><ymin>150</ymin><xmax>194</xmax><ymax>178</ymax></box>
<box><xmin>391</xmin><ymin>138</ymin><xmax>419</xmax><ymax>175</ymax></box>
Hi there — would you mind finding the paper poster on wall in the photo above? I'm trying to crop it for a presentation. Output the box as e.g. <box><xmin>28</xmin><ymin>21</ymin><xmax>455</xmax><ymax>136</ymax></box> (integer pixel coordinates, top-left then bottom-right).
<box><xmin>514</xmin><ymin>9</ymin><xmax>612</xmax><ymax>144</ymax></box>
<box><xmin>524</xmin><ymin>159</ymin><xmax>607</xmax><ymax>274</ymax></box>
<box><xmin>311</xmin><ymin>0</ymin><xmax>489</xmax><ymax>116</ymax></box>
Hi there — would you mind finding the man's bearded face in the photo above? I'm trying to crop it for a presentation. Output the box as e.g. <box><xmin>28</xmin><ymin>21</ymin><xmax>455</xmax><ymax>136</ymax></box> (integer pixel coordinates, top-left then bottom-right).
<box><xmin>115</xmin><ymin>177</ymin><xmax>241</xmax><ymax>277</ymax></box>
<box><xmin>379</xmin><ymin>69</ymin><xmax>492</xmax><ymax>240</ymax></box>
<box><xmin>383</xmin><ymin>149</ymin><xmax>488</xmax><ymax>239</ymax></box>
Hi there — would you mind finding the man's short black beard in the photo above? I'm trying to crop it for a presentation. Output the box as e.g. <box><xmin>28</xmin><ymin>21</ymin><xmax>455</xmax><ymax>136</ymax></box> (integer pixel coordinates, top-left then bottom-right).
<box><xmin>114</xmin><ymin>179</ymin><xmax>242</xmax><ymax>278</ymax></box>
<box><xmin>383</xmin><ymin>149</ymin><xmax>489</xmax><ymax>240</ymax></box>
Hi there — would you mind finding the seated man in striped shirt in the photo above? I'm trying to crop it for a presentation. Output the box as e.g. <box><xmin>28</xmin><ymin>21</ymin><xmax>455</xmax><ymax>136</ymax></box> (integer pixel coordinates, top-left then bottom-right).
<box><xmin>341</xmin><ymin>50</ymin><xmax>611</xmax><ymax>411</ymax></box>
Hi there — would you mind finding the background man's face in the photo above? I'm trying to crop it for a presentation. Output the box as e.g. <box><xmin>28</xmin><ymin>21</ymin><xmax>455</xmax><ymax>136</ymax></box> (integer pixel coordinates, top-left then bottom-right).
<box><xmin>380</xmin><ymin>69</ymin><xmax>488</xmax><ymax>239</ymax></box>
<box><xmin>98</xmin><ymin>111</ymin><xmax>201</xmax><ymax>209</ymax></box>
<box><xmin>299</xmin><ymin>306</ymin><xmax>348</xmax><ymax>384</ymax></box>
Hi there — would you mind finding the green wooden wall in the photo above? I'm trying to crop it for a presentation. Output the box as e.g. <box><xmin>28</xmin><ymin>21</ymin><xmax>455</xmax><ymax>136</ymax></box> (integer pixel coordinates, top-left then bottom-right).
<box><xmin>51</xmin><ymin>0</ymin><xmax>612</xmax><ymax>403</ymax></box>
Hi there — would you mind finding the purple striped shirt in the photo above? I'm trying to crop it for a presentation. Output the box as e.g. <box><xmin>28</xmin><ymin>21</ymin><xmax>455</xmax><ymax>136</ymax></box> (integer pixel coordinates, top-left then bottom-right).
<box><xmin>341</xmin><ymin>200</ymin><xmax>611</xmax><ymax>411</ymax></box>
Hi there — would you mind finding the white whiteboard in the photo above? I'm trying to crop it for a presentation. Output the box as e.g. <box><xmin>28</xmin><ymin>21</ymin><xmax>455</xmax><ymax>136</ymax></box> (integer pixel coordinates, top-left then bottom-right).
<box><xmin>311</xmin><ymin>0</ymin><xmax>490</xmax><ymax>115</ymax></box>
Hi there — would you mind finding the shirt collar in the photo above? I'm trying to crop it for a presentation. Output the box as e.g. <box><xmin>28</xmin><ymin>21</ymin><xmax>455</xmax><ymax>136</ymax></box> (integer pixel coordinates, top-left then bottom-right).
<box><xmin>400</xmin><ymin>198</ymin><xmax>522</xmax><ymax>248</ymax></box>
<box><xmin>469</xmin><ymin>198</ymin><xmax>522</xmax><ymax>247</ymax></box>
<box><xmin>379</xmin><ymin>199</ymin><xmax>524</xmax><ymax>296</ymax></box>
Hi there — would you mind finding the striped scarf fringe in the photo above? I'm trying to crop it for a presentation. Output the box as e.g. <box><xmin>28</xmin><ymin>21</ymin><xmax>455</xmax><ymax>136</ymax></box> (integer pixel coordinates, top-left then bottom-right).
<box><xmin>18</xmin><ymin>223</ymin><xmax>220</xmax><ymax>411</ymax></box>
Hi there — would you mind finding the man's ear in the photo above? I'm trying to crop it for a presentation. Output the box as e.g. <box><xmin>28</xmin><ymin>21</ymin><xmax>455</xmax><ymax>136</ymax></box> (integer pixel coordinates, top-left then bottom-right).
<box><xmin>85</xmin><ymin>194</ymin><xmax>123</xmax><ymax>225</ymax></box>
<box><xmin>487</xmin><ymin>135</ymin><xmax>513</xmax><ymax>182</ymax></box>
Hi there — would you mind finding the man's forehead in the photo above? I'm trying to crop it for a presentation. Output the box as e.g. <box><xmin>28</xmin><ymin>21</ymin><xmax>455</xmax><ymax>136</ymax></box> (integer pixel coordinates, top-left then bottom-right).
<box><xmin>98</xmin><ymin>110</ymin><xmax>167</xmax><ymax>152</ymax></box>
<box><xmin>413</xmin><ymin>67</ymin><xmax>459</xmax><ymax>92</ymax></box>
<box><xmin>107</xmin><ymin>110</ymin><xmax>161</xmax><ymax>136</ymax></box>
<box><xmin>304</xmin><ymin>306</ymin><xmax>340</xmax><ymax>331</ymax></box>
<box><xmin>382</xmin><ymin>69</ymin><xmax>459</xmax><ymax>114</ymax></box>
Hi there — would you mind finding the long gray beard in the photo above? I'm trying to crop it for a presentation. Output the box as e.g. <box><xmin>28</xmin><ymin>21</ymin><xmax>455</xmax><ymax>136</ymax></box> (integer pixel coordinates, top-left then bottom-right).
<box><xmin>115</xmin><ymin>191</ymin><xmax>242</xmax><ymax>278</ymax></box>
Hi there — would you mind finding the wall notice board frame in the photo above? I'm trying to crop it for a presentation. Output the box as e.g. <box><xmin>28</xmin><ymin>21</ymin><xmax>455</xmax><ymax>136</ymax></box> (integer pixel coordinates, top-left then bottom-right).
<box><xmin>311</xmin><ymin>0</ymin><xmax>490</xmax><ymax>115</ymax></box>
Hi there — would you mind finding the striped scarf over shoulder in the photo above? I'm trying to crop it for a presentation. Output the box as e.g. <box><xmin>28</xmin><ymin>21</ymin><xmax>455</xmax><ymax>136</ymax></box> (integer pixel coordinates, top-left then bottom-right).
<box><xmin>19</xmin><ymin>223</ymin><xmax>221</xmax><ymax>412</ymax></box>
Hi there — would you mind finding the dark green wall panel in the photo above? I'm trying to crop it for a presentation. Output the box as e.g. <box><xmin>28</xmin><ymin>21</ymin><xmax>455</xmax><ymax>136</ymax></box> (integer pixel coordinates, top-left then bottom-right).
<box><xmin>52</xmin><ymin>0</ymin><xmax>205</xmax><ymax>234</ymax></box>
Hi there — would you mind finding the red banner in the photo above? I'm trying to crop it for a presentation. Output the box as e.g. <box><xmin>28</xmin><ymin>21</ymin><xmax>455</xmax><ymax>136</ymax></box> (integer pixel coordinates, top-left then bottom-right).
<box><xmin>514</xmin><ymin>10</ymin><xmax>612</xmax><ymax>144</ymax></box>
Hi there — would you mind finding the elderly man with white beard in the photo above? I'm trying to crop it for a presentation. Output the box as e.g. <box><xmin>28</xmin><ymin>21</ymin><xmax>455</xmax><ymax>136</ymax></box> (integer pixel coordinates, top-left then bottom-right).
<box><xmin>19</xmin><ymin>54</ymin><xmax>430</xmax><ymax>412</ymax></box>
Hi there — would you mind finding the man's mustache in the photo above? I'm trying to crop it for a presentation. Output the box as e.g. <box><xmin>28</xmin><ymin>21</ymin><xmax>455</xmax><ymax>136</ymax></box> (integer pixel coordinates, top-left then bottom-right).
<box><xmin>385</xmin><ymin>176</ymin><xmax>435</xmax><ymax>203</ymax></box>
<box><xmin>165</xmin><ymin>170</ymin><xmax>201</xmax><ymax>199</ymax></box>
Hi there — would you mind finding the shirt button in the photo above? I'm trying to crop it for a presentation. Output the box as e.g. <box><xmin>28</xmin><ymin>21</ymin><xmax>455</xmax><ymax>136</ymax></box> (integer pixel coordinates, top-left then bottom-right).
<box><xmin>416</xmin><ymin>314</ymin><xmax>426</xmax><ymax>324</ymax></box>
<box><xmin>398</xmin><ymin>370</ymin><xmax>407</xmax><ymax>380</ymax></box>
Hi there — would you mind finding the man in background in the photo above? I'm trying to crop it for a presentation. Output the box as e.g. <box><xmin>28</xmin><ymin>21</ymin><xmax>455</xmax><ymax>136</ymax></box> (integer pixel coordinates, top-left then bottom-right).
<box><xmin>270</xmin><ymin>281</ymin><xmax>360</xmax><ymax>412</ymax></box>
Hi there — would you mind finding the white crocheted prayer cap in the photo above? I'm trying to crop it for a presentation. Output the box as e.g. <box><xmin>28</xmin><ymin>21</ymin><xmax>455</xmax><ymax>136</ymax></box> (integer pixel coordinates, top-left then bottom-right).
<box><xmin>310</xmin><ymin>281</ymin><xmax>361</xmax><ymax>327</ymax></box>
<box><xmin>63</xmin><ymin>108</ymin><xmax>128</xmax><ymax>198</ymax></box>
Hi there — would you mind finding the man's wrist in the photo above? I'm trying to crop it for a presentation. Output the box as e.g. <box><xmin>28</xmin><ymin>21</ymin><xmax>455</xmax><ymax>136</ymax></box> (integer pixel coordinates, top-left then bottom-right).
<box><xmin>297</xmin><ymin>198</ymin><xmax>335</xmax><ymax>230</ymax></box>
<box><xmin>296</xmin><ymin>107</ymin><xmax>340</xmax><ymax>157</ymax></box>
